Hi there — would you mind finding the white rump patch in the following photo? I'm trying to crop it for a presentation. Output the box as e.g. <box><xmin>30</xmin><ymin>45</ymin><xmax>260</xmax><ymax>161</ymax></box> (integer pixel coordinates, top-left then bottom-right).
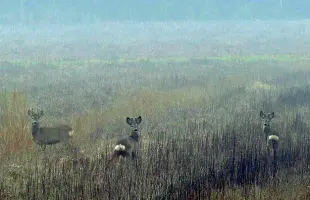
<box><xmin>69</xmin><ymin>130</ymin><xmax>74</xmax><ymax>136</ymax></box>
<box><xmin>268</xmin><ymin>135</ymin><xmax>279</xmax><ymax>141</ymax></box>
<box><xmin>114</xmin><ymin>144</ymin><xmax>126</xmax><ymax>151</ymax></box>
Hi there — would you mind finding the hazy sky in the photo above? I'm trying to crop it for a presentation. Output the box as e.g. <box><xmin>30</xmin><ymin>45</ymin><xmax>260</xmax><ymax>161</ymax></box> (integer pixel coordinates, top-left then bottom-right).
<box><xmin>0</xmin><ymin>1</ymin><xmax>310</xmax><ymax>24</ymax></box>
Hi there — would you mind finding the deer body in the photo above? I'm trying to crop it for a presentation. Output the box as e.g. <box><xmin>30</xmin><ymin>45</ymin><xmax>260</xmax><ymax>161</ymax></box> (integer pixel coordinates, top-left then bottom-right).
<box><xmin>114</xmin><ymin>130</ymin><xmax>139</xmax><ymax>158</ymax></box>
<box><xmin>106</xmin><ymin>116</ymin><xmax>142</xmax><ymax>169</ymax></box>
<box><xmin>32</xmin><ymin>124</ymin><xmax>73</xmax><ymax>145</ymax></box>
<box><xmin>260</xmin><ymin>111</ymin><xmax>279</xmax><ymax>155</ymax></box>
<box><xmin>28</xmin><ymin>109</ymin><xmax>74</xmax><ymax>148</ymax></box>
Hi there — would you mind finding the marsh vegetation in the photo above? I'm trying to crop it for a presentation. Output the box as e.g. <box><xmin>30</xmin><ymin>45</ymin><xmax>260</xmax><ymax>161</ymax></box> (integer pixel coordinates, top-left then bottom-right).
<box><xmin>0</xmin><ymin>21</ymin><xmax>310</xmax><ymax>199</ymax></box>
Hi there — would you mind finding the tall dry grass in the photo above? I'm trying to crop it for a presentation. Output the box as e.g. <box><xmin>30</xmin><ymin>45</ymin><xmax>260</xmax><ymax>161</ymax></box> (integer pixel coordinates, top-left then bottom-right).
<box><xmin>0</xmin><ymin>57</ymin><xmax>310</xmax><ymax>199</ymax></box>
<box><xmin>0</xmin><ymin>91</ymin><xmax>32</xmax><ymax>159</ymax></box>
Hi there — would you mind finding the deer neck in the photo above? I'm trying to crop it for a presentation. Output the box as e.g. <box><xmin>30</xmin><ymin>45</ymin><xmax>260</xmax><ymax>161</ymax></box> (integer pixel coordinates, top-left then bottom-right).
<box><xmin>130</xmin><ymin>130</ymin><xmax>139</xmax><ymax>141</ymax></box>
<box><xmin>263</xmin><ymin>125</ymin><xmax>272</xmax><ymax>140</ymax></box>
<box><xmin>263</xmin><ymin>126</ymin><xmax>271</xmax><ymax>133</ymax></box>
<box><xmin>32</xmin><ymin>121</ymin><xmax>40</xmax><ymax>138</ymax></box>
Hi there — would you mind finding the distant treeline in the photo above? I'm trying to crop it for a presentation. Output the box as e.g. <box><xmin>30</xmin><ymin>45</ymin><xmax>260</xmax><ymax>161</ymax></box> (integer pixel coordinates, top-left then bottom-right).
<box><xmin>0</xmin><ymin>0</ymin><xmax>309</xmax><ymax>24</ymax></box>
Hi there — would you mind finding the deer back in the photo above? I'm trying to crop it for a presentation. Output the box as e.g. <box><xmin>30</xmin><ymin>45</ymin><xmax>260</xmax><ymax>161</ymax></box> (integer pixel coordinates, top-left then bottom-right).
<box><xmin>34</xmin><ymin>126</ymin><xmax>71</xmax><ymax>144</ymax></box>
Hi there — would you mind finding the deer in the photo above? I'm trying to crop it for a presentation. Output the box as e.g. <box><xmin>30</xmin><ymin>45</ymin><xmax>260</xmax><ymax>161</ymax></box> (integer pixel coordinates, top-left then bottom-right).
<box><xmin>260</xmin><ymin>111</ymin><xmax>280</xmax><ymax>177</ymax></box>
<box><xmin>105</xmin><ymin>116</ymin><xmax>142</xmax><ymax>170</ymax></box>
<box><xmin>260</xmin><ymin>111</ymin><xmax>279</xmax><ymax>154</ymax></box>
<box><xmin>28</xmin><ymin>109</ymin><xmax>74</xmax><ymax>150</ymax></box>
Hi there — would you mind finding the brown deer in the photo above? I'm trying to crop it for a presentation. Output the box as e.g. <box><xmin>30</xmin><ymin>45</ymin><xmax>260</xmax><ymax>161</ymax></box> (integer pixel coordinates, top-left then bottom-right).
<box><xmin>28</xmin><ymin>109</ymin><xmax>74</xmax><ymax>149</ymax></box>
<box><xmin>105</xmin><ymin>116</ymin><xmax>142</xmax><ymax>170</ymax></box>
<box><xmin>260</xmin><ymin>111</ymin><xmax>279</xmax><ymax>155</ymax></box>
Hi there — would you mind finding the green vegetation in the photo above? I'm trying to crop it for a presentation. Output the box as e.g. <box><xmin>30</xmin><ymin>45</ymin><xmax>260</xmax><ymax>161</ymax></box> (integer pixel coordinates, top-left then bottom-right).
<box><xmin>2</xmin><ymin>54</ymin><xmax>310</xmax><ymax>67</ymax></box>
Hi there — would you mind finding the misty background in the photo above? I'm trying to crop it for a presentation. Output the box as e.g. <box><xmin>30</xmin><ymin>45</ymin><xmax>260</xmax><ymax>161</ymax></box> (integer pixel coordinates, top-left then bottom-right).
<box><xmin>0</xmin><ymin>0</ymin><xmax>310</xmax><ymax>24</ymax></box>
<box><xmin>0</xmin><ymin>1</ymin><xmax>309</xmax><ymax>62</ymax></box>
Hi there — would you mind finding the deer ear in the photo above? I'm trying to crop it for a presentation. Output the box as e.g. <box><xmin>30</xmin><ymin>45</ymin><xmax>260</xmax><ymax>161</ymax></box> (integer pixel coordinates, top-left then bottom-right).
<box><xmin>136</xmin><ymin>116</ymin><xmax>142</xmax><ymax>124</ymax></box>
<box><xmin>269</xmin><ymin>112</ymin><xmax>275</xmax><ymax>119</ymax></box>
<box><xmin>28</xmin><ymin>109</ymin><xmax>33</xmax><ymax>116</ymax></box>
<box><xmin>126</xmin><ymin>117</ymin><xmax>132</xmax><ymax>125</ymax></box>
<box><xmin>260</xmin><ymin>111</ymin><xmax>265</xmax><ymax>119</ymax></box>
<box><xmin>39</xmin><ymin>110</ymin><xmax>44</xmax><ymax>117</ymax></box>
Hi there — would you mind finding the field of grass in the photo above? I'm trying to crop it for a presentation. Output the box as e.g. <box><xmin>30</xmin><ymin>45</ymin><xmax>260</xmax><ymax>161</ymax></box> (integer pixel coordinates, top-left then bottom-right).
<box><xmin>1</xmin><ymin>21</ymin><xmax>310</xmax><ymax>199</ymax></box>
